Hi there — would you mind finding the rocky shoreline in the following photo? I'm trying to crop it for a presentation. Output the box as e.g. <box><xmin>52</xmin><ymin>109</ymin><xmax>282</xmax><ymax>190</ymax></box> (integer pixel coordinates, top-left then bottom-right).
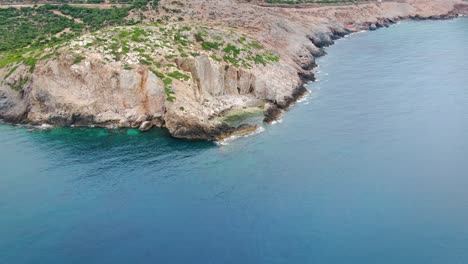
<box><xmin>265</xmin><ymin>7</ymin><xmax>467</xmax><ymax>128</ymax></box>
<box><xmin>0</xmin><ymin>0</ymin><xmax>467</xmax><ymax>140</ymax></box>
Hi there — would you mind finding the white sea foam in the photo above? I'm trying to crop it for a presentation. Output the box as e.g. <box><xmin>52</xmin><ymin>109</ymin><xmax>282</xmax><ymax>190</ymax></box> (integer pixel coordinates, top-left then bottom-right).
<box><xmin>355</xmin><ymin>30</ymin><xmax>368</xmax><ymax>35</ymax></box>
<box><xmin>271</xmin><ymin>118</ymin><xmax>283</xmax><ymax>125</ymax></box>
<box><xmin>38</xmin><ymin>124</ymin><xmax>54</xmax><ymax>130</ymax></box>
<box><xmin>297</xmin><ymin>92</ymin><xmax>310</xmax><ymax>103</ymax></box>
<box><xmin>215</xmin><ymin>126</ymin><xmax>265</xmax><ymax>146</ymax></box>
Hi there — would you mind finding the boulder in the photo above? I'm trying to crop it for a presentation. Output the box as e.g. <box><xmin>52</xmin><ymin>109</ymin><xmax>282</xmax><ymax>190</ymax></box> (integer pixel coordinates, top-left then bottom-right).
<box><xmin>139</xmin><ymin>121</ymin><xmax>153</xmax><ymax>132</ymax></box>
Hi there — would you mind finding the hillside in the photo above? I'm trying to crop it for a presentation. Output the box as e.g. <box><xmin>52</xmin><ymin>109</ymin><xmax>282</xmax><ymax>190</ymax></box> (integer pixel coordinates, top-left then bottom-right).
<box><xmin>0</xmin><ymin>0</ymin><xmax>466</xmax><ymax>139</ymax></box>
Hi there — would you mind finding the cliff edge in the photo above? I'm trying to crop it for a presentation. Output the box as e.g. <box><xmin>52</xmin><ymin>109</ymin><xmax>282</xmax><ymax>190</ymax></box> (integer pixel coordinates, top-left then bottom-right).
<box><xmin>0</xmin><ymin>0</ymin><xmax>466</xmax><ymax>139</ymax></box>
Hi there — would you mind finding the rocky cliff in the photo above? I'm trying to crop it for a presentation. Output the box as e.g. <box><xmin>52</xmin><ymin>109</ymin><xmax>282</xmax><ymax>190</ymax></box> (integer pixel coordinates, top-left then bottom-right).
<box><xmin>0</xmin><ymin>0</ymin><xmax>466</xmax><ymax>140</ymax></box>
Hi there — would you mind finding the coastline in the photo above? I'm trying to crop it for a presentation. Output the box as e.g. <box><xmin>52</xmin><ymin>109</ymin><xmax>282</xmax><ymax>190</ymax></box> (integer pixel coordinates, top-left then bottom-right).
<box><xmin>178</xmin><ymin>0</ymin><xmax>468</xmax><ymax>140</ymax></box>
<box><xmin>0</xmin><ymin>0</ymin><xmax>467</xmax><ymax>140</ymax></box>
<box><xmin>267</xmin><ymin>11</ymin><xmax>466</xmax><ymax>122</ymax></box>
<box><xmin>2</xmin><ymin>15</ymin><xmax>468</xmax><ymax>264</ymax></box>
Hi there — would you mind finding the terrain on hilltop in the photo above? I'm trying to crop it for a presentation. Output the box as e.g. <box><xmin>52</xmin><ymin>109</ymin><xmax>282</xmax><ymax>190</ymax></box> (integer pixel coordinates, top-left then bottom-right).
<box><xmin>0</xmin><ymin>0</ymin><xmax>466</xmax><ymax>140</ymax></box>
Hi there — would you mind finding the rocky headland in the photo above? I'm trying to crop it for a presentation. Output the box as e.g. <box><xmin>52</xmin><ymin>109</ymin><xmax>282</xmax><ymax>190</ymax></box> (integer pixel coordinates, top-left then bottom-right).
<box><xmin>1</xmin><ymin>0</ymin><xmax>467</xmax><ymax>140</ymax></box>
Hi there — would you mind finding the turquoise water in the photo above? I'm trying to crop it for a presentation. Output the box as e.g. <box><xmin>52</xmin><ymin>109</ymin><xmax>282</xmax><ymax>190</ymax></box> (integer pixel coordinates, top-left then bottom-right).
<box><xmin>1</xmin><ymin>18</ymin><xmax>468</xmax><ymax>264</ymax></box>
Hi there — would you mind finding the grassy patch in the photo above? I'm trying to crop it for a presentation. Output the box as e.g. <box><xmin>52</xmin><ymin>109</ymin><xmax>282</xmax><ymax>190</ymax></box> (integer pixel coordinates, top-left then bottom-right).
<box><xmin>73</xmin><ymin>55</ymin><xmax>86</xmax><ymax>64</ymax></box>
<box><xmin>167</xmin><ymin>70</ymin><xmax>190</xmax><ymax>81</ymax></box>
<box><xmin>163</xmin><ymin>77</ymin><xmax>176</xmax><ymax>102</ymax></box>
<box><xmin>150</xmin><ymin>68</ymin><xmax>165</xmax><ymax>78</ymax></box>
<box><xmin>4</xmin><ymin>65</ymin><xmax>19</xmax><ymax>80</ymax></box>
<box><xmin>11</xmin><ymin>76</ymin><xmax>29</xmax><ymax>91</ymax></box>
<box><xmin>202</xmin><ymin>41</ymin><xmax>222</xmax><ymax>51</ymax></box>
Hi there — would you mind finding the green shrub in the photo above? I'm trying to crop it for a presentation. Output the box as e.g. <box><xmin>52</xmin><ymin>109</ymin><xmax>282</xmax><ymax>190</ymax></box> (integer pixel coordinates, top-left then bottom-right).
<box><xmin>194</xmin><ymin>32</ymin><xmax>205</xmax><ymax>42</ymax></box>
<box><xmin>167</xmin><ymin>70</ymin><xmax>190</xmax><ymax>81</ymax></box>
<box><xmin>73</xmin><ymin>55</ymin><xmax>85</xmax><ymax>64</ymax></box>
<box><xmin>223</xmin><ymin>44</ymin><xmax>241</xmax><ymax>56</ymax></box>
<box><xmin>202</xmin><ymin>41</ymin><xmax>222</xmax><ymax>51</ymax></box>
<box><xmin>163</xmin><ymin>77</ymin><xmax>176</xmax><ymax>102</ymax></box>
<box><xmin>4</xmin><ymin>65</ymin><xmax>19</xmax><ymax>80</ymax></box>
<box><xmin>150</xmin><ymin>68</ymin><xmax>165</xmax><ymax>78</ymax></box>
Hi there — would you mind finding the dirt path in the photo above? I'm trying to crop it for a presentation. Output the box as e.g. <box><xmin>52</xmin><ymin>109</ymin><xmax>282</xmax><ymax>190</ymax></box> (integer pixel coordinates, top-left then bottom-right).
<box><xmin>52</xmin><ymin>9</ymin><xmax>83</xmax><ymax>23</ymax></box>
<box><xmin>0</xmin><ymin>3</ymin><xmax>130</xmax><ymax>9</ymax></box>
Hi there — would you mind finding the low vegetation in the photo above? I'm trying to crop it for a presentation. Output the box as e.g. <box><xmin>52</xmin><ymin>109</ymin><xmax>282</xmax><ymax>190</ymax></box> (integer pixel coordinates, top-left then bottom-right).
<box><xmin>0</xmin><ymin>0</ymin><xmax>281</xmax><ymax>100</ymax></box>
<box><xmin>63</xmin><ymin>22</ymin><xmax>280</xmax><ymax>101</ymax></box>
<box><xmin>70</xmin><ymin>23</ymin><xmax>279</xmax><ymax>70</ymax></box>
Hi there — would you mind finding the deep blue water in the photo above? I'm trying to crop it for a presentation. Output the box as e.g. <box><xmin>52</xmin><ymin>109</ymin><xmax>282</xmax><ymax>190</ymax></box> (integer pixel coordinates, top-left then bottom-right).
<box><xmin>1</xmin><ymin>18</ymin><xmax>468</xmax><ymax>264</ymax></box>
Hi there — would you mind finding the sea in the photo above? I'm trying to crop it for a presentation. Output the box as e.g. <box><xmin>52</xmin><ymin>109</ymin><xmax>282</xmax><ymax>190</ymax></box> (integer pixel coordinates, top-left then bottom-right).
<box><xmin>1</xmin><ymin>17</ymin><xmax>467</xmax><ymax>264</ymax></box>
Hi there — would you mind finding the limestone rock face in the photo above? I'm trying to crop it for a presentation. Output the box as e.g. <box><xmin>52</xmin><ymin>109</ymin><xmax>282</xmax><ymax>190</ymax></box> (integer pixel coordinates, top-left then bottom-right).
<box><xmin>15</xmin><ymin>55</ymin><xmax>166</xmax><ymax>127</ymax></box>
<box><xmin>175</xmin><ymin>55</ymin><xmax>256</xmax><ymax>98</ymax></box>
<box><xmin>452</xmin><ymin>3</ymin><xmax>468</xmax><ymax>15</ymax></box>
<box><xmin>0</xmin><ymin>88</ymin><xmax>27</xmax><ymax>123</ymax></box>
<box><xmin>308</xmin><ymin>32</ymin><xmax>335</xmax><ymax>48</ymax></box>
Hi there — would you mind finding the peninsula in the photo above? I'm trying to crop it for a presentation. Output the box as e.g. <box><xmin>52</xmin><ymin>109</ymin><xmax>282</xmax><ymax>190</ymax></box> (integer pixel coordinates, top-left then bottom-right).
<box><xmin>0</xmin><ymin>0</ymin><xmax>466</xmax><ymax>139</ymax></box>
